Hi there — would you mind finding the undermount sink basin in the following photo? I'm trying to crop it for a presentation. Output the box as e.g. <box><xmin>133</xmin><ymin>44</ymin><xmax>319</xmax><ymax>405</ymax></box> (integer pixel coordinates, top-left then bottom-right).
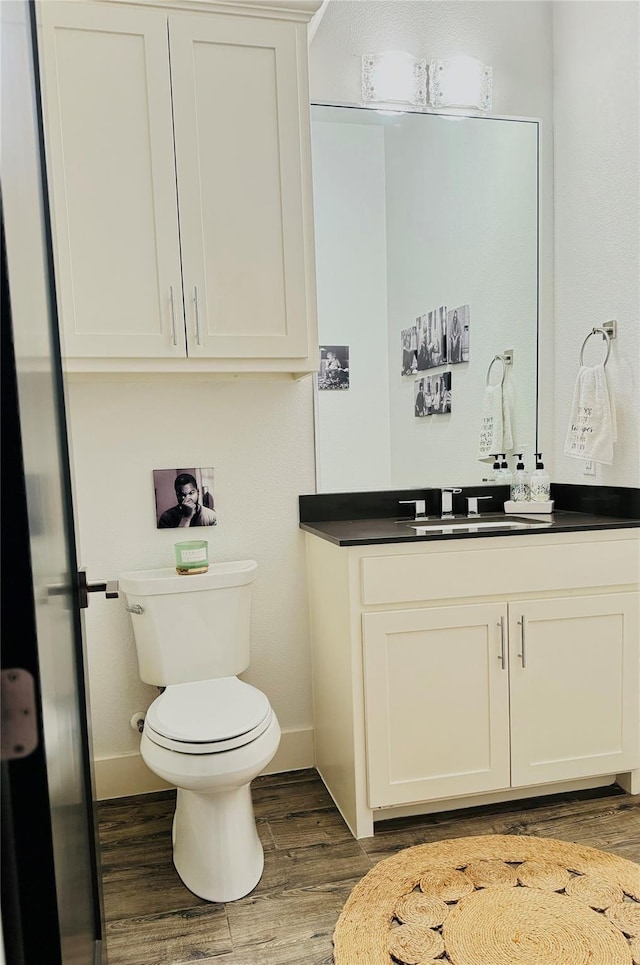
<box><xmin>411</xmin><ymin>521</ymin><xmax>531</xmax><ymax>532</ymax></box>
<box><xmin>399</xmin><ymin>514</ymin><xmax>552</xmax><ymax>533</ymax></box>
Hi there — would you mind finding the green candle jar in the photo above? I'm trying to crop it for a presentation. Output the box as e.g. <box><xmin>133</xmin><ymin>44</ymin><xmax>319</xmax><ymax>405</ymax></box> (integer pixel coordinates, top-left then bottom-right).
<box><xmin>174</xmin><ymin>540</ymin><xmax>209</xmax><ymax>575</ymax></box>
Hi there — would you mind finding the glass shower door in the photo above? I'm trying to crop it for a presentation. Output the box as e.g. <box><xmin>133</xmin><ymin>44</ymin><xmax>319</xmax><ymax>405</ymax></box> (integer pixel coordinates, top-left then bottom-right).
<box><xmin>1</xmin><ymin>2</ymin><xmax>105</xmax><ymax>962</ymax></box>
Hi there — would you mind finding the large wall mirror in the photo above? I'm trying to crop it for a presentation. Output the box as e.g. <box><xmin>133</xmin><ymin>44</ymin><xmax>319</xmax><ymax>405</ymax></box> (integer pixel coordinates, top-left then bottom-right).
<box><xmin>311</xmin><ymin>104</ymin><xmax>539</xmax><ymax>493</ymax></box>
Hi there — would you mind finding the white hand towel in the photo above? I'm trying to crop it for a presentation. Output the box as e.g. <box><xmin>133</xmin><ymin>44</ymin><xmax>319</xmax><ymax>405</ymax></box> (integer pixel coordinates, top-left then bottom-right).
<box><xmin>563</xmin><ymin>363</ymin><xmax>617</xmax><ymax>465</ymax></box>
<box><xmin>478</xmin><ymin>383</ymin><xmax>504</xmax><ymax>461</ymax></box>
<box><xmin>502</xmin><ymin>374</ymin><xmax>515</xmax><ymax>452</ymax></box>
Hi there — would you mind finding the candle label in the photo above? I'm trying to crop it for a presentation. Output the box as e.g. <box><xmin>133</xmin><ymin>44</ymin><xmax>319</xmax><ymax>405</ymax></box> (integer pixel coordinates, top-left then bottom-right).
<box><xmin>179</xmin><ymin>547</ymin><xmax>207</xmax><ymax>563</ymax></box>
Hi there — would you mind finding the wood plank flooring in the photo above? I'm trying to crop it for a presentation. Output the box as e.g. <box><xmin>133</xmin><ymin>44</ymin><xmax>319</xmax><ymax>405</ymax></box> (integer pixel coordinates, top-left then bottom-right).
<box><xmin>97</xmin><ymin>769</ymin><xmax>640</xmax><ymax>965</ymax></box>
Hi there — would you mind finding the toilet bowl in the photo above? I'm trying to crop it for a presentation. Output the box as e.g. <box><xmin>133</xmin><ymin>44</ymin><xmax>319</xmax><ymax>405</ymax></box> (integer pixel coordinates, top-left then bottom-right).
<box><xmin>119</xmin><ymin>562</ymin><xmax>280</xmax><ymax>902</ymax></box>
<box><xmin>141</xmin><ymin>678</ymin><xmax>281</xmax><ymax>902</ymax></box>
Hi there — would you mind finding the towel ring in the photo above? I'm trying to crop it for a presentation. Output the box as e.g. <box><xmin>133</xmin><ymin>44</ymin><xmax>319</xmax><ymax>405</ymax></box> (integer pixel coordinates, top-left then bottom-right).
<box><xmin>579</xmin><ymin>327</ymin><xmax>611</xmax><ymax>367</ymax></box>
<box><xmin>486</xmin><ymin>355</ymin><xmax>507</xmax><ymax>387</ymax></box>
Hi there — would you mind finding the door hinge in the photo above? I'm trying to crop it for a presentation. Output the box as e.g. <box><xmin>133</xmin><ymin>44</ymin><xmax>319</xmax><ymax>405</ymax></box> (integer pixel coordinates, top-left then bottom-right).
<box><xmin>1</xmin><ymin>669</ymin><xmax>39</xmax><ymax>761</ymax></box>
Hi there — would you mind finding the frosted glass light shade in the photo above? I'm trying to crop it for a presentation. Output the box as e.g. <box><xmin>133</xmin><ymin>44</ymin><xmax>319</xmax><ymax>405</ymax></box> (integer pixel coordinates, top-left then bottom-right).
<box><xmin>362</xmin><ymin>51</ymin><xmax>427</xmax><ymax>107</ymax></box>
<box><xmin>429</xmin><ymin>56</ymin><xmax>493</xmax><ymax>110</ymax></box>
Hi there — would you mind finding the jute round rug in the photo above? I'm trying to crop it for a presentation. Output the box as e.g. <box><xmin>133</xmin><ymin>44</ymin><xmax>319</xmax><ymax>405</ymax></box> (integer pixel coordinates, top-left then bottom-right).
<box><xmin>333</xmin><ymin>834</ymin><xmax>640</xmax><ymax>965</ymax></box>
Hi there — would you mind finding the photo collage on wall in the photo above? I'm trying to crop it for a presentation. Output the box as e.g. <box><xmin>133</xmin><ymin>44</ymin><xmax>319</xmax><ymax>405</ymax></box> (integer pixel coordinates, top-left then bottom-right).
<box><xmin>317</xmin><ymin>345</ymin><xmax>350</xmax><ymax>390</ymax></box>
<box><xmin>402</xmin><ymin>304</ymin><xmax>470</xmax><ymax>418</ymax></box>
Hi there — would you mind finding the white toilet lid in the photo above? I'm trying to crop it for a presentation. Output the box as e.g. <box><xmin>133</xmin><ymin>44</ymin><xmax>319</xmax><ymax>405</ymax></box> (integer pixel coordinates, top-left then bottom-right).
<box><xmin>145</xmin><ymin>677</ymin><xmax>272</xmax><ymax>752</ymax></box>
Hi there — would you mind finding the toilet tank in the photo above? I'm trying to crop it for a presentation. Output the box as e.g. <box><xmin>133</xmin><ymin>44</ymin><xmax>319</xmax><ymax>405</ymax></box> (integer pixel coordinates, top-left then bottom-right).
<box><xmin>119</xmin><ymin>560</ymin><xmax>257</xmax><ymax>686</ymax></box>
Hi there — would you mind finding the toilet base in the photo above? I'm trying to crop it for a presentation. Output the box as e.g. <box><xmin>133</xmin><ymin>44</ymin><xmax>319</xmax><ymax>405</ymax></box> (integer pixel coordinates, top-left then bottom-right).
<box><xmin>173</xmin><ymin>782</ymin><xmax>263</xmax><ymax>902</ymax></box>
<box><xmin>140</xmin><ymin>711</ymin><xmax>281</xmax><ymax>902</ymax></box>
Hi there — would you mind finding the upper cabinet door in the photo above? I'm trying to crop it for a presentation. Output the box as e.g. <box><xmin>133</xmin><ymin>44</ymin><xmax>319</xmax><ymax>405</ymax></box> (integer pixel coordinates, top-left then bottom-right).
<box><xmin>169</xmin><ymin>12</ymin><xmax>317</xmax><ymax>360</ymax></box>
<box><xmin>39</xmin><ymin>3</ymin><xmax>186</xmax><ymax>357</ymax></box>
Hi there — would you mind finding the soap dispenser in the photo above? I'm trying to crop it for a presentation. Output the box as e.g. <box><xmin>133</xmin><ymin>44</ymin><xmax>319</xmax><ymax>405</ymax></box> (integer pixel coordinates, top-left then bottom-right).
<box><xmin>510</xmin><ymin>454</ymin><xmax>530</xmax><ymax>502</ymax></box>
<box><xmin>498</xmin><ymin>454</ymin><xmax>513</xmax><ymax>488</ymax></box>
<box><xmin>530</xmin><ymin>453</ymin><xmax>551</xmax><ymax>502</ymax></box>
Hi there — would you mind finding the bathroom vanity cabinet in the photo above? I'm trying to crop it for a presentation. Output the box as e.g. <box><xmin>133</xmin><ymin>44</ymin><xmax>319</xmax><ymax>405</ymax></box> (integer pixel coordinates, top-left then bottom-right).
<box><xmin>304</xmin><ymin>528</ymin><xmax>640</xmax><ymax>838</ymax></box>
<box><xmin>38</xmin><ymin>0</ymin><xmax>320</xmax><ymax>376</ymax></box>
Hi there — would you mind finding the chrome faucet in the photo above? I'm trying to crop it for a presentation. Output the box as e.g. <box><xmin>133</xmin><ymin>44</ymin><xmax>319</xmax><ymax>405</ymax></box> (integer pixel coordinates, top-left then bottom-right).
<box><xmin>466</xmin><ymin>495</ymin><xmax>493</xmax><ymax>516</ymax></box>
<box><xmin>440</xmin><ymin>487</ymin><xmax>462</xmax><ymax>518</ymax></box>
<box><xmin>399</xmin><ymin>498</ymin><xmax>428</xmax><ymax>520</ymax></box>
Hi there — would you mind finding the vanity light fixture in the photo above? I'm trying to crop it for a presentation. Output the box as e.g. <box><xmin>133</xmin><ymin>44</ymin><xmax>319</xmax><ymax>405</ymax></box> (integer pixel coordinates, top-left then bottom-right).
<box><xmin>428</xmin><ymin>55</ymin><xmax>493</xmax><ymax>111</ymax></box>
<box><xmin>361</xmin><ymin>51</ymin><xmax>427</xmax><ymax>107</ymax></box>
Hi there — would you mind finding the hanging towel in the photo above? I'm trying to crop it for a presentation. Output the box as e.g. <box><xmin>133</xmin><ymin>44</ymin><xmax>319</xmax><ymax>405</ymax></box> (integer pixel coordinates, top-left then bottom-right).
<box><xmin>502</xmin><ymin>373</ymin><xmax>515</xmax><ymax>452</ymax></box>
<box><xmin>563</xmin><ymin>363</ymin><xmax>617</xmax><ymax>465</ymax></box>
<box><xmin>478</xmin><ymin>383</ymin><xmax>504</xmax><ymax>461</ymax></box>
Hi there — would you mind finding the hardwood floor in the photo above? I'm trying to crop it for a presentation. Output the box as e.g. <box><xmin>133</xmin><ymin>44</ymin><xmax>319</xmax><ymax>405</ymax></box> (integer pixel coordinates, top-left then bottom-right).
<box><xmin>97</xmin><ymin>769</ymin><xmax>640</xmax><ymax>965</ymax></box>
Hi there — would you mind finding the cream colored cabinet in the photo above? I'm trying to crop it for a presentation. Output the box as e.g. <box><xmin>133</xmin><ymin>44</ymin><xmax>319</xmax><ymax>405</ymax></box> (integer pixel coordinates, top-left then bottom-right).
<box><xmin>508</xmin><ymin>594</ymin><xmax>639</xmax><ymax>787</ymax></box>
<box><xmin>363</xmin><ymin>594</ymin><xmax>639</xmax><ymax>809</ymax></box>
<box><xmin>38</xmin><ymin>0</ymin><xmax>320</xmax><ymax>374</ymax></box>
<box><xmin>305</xmin><ymin>529</ymin><xmax>640</xmax><ymax>838</ymax></box>
<box><xmin>363</xmin><ymin>603</ymin><xmax>511</xmax><ymax>808</ymax></box>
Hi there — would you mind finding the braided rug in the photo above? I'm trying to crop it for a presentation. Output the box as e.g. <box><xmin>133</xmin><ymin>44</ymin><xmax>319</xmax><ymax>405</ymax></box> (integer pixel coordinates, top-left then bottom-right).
<box><xmin>333</xmin><ymin>834</ymin><xmax>640</xmax><ymax>965</ymax></box>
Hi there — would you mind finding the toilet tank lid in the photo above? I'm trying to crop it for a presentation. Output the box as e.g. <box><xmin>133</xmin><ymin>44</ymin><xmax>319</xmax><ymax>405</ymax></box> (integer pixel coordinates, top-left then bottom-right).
<box><xmin>119</xmin><ymin>560</ymin><xmax>257</xmax><ymax>596</ymax></box>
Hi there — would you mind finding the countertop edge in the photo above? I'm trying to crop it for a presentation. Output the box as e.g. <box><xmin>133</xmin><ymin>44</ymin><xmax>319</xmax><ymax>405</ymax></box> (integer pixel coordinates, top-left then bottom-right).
<box><xmin>299</xmin><ymin>515</ymin><xmax>640</xmax><ymax>547</ymax></box>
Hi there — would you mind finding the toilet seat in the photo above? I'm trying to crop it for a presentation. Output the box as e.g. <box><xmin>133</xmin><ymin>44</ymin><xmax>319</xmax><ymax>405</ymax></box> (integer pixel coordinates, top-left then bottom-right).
<box><xmin>145</xmin><ymin>677</ymin><xmax>272</xmax><ymax>754</ymax></box>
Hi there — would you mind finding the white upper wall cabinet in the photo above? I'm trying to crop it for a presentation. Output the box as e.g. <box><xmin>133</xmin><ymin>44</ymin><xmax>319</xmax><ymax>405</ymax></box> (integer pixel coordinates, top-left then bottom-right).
<box><xmin>38</xmin><ymin>0</ymin><xmax>320</xmax><ymax>374</ymax></box>
<box><xmin>39</xmin><ymin>3</ymin><xmax>186</xmax><ymax>359</ymax></box>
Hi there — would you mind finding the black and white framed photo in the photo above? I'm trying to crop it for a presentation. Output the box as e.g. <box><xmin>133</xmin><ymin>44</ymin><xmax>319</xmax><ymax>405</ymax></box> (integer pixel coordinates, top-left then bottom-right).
<box><xmin>153</xmin><ymin>467</ymin><xmax>217</xmax><ymax>528</ymax></box>
<box><xmin>417</xmin><ymin>306</ymin><xmax>447</xmax><ymax>370</ymax></box>
<box><xmin>414</xmin><ymin>377</ymin><xmax>429</xmax><ymax>417</ymax></box>
<box><xmin>416</xmin><ymin>314</ymin><xmax>428</xmax><ymax>370</ymax></box>
<box><xmin>317</xmin><ymin>345</ymin><xmax>349</xmax><ymax>389</ymax></box>
<box><xmin>433</xmin><ymin>305</ymin><xmax>448</xmax><ymax>367</ymax></box>
<box><xmin>401</xmin><ymin>325</ymin><xmax>418</xmax><ymax>375</ymax></box>
<box><xmin>432</xmin><ymin>372</ymin><xmax>452</xmax><ymax>415</ymax></box>
<box><xmin>447</xmin><ymin>304</ymin><xmax>470</xmax><ymax>363</ymax></box>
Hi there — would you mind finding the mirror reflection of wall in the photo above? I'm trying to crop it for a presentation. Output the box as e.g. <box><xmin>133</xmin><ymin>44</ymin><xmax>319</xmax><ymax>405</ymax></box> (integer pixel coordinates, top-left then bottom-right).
<box><xmin>311</xmin><ymin>104</ymin><xmax>539</xmax><ymax>493</ymax></box>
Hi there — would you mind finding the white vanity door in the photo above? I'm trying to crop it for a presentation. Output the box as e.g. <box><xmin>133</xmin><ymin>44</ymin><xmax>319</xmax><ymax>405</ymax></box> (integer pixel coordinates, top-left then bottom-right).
<box><xmin>169</xmin><ymin>12</ymin><xmax>315</xmax><ymax>361</ymax></box>
<box><xmin>362</xmin><ymin>603</ymin><xmax>511</xmax><ymax>808</ymax></box>
<box><xmin>39</xmin><ymin>2</ymin><xmax>186</xmax><ymax>357</ymax></box>
<box><xmin>508</xmin><ymin>593</ymin><xmax>640</xmax><ymax>787</ymax></box>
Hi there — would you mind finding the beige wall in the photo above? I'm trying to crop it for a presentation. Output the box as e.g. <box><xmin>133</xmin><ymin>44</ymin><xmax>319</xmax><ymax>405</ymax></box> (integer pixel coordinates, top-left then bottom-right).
<box><xmin>64</xmin><ymin>0</ymin><xmax>638</xmax><ymax>798</ymax></box>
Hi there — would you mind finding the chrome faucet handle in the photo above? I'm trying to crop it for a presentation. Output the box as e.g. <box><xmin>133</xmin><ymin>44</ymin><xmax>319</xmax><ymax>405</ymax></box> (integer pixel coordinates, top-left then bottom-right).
<box><xmin>399</xmin><ymin>498</ymin><xmax>427</xmax><ymax>519</ymax></box>
<box><xmin>466</xmin><ymin>495</ymin><xmax>493</xmax><ymax>516</ymax></box>
<box><xmin>440</xmin><ymin>487</ymin><xmax>462</xmax><ymax>517</ymax></box>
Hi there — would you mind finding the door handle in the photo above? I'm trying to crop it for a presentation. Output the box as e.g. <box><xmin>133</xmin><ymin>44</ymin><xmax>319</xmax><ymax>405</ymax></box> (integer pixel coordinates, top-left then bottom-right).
<box><xmin>77</xmin><ymin>570</ymin><xmax>119</xmax><ymax>609</ymax></box>
<box><xmin>517</xmin><ymin>615</ymin><xmax>527</xmax><ymax>668</ymax></box>
<box><xmin>193</xmin><ymin>286</ymin><xmax>202</xmax><ymax>346</ymax></box>
<box><xmin>169</xmin><ymin>285</ymin><xmax>178</xmax><ymax>346</ymax></box>
<box><xmin>498</xmin><ymin>616</ymin><xmax>506</xmax><ymax>669</ymax></box>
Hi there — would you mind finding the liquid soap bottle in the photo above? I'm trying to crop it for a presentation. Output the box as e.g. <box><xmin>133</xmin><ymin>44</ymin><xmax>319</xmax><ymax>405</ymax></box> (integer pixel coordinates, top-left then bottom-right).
<box><xmin>497</xmin><ymin>454</ymin><xmax>513</xmax><ymax>489</ymax></box>
<box><xmin>483</xmin><ymin>455</ymin><xmax>501</xmax><ymax>484</ymax></box>
<box><xmin>530</xmin><ymin>453</ymin><xmax>551</xmax><ymax>502</ymax></box>
<box><xmin>510</xmin><ymin>454</ymin><xmax>530</xmax><ymax>502</ymax></box>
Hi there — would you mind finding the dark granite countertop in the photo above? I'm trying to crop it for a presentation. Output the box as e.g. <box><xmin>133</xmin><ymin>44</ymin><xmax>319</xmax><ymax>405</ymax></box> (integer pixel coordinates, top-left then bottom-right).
<box><xmin>299</xmin><ymin>510</ymin><xmax>640</xmax><ymax>547</ymax></box>
<box><xmin>298</xmin><ymin>485</ymin><xmax>640</xmax><ymax>546</ymax></box>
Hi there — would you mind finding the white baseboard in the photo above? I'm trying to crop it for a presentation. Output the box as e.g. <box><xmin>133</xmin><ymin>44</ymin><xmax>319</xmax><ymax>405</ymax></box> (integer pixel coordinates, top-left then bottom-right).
<box><xmin>94</xmin><ymin>727</ymin><xmax>315</xmax><ymax>800</ymax></box>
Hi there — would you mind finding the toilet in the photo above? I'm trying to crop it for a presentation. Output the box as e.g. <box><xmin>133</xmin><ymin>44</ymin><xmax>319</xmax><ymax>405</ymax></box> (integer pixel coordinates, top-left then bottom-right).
<box><xmin>119</xmin><ymin>560</ymin><xmax>280</xmax><ymax>903</ymax></box>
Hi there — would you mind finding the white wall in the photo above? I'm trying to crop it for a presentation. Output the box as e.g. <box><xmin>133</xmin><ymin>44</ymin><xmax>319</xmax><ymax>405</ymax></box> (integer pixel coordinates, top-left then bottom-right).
<box><xmin>552</xmin><ymin>1</ymin><xmax>640</xmax><ymax>486</ymax></box>
<box><xmin>69</xmin><ymin>377</ymin><xmax>316</xmax><ymax>795</ymax></box>
<box><xmin>312</xmin><ymin>116</ymin><xmax>392</xmax><ymax>491</ymax></box>
<box><xmin>65</xmin><ymin>0</ymin><xmax>638</xmax><ymax>798</ymax></box>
